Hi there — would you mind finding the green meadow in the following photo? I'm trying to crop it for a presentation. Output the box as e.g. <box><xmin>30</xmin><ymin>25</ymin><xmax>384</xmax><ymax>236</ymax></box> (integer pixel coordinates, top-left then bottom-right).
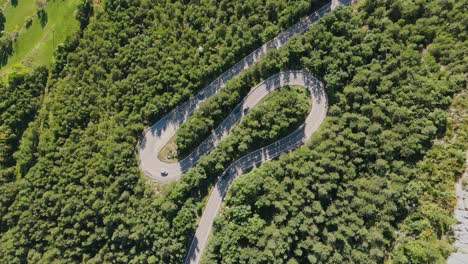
<box><xmin>1</xmin><ymin>0</ymin><xmax>80</xmax><ymax>76</ymax></box>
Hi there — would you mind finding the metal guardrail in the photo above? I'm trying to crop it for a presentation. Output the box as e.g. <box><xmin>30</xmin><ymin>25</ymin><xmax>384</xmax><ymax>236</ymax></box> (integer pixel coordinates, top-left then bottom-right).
<box><xmin>145</xmin><ymin>2</ymin><xmax>332</xmax><ymax>133</ymax></box>
<box><xmin>180</xmin><ymin>70</ymin><xmax>318</xmax><ymax>172</ymax></box>
<box><xmin>183</xmin><ymin>1</ymin><xmax>354</xmax><ymax>263</ymax></box>
<box><xmin>139</xmin><ymin>0</ymin><xmax>353</xmax><ymax>174</ymax></box>
<box><xmin>144</xmin><ymin>0</ymin><xmax>355</xmax><ymax>143</ymax></box>
<box><xmin>221</xmin><ymin>124</ymin><xmax>306</xmax><ymax>180</ymax></box>
<box><xmin>214</xmin><ymin>0</ymin><xmax>355</xmax><ymax>183</ymax></box>
<box><xmin>174</xmin><ymin>2</ymin><xmax>333</xmax><ymax>171</ymax></box>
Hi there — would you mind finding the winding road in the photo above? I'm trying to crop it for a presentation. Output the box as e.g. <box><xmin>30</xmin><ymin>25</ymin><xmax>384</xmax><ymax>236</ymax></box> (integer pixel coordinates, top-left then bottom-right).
<box><xmin>183</xmin><ymin>70</ymin><xmax>327</xmax><ymax>264</ymax></box>
<box><xmin>139</xmin><ymin>1</ymin><xmax>350</xmax><ymax>182</ymax></box>
<box><xmin>138</xmin><ymin>0</ymin><xmax>354</xmax><ymax>263</ymax></box>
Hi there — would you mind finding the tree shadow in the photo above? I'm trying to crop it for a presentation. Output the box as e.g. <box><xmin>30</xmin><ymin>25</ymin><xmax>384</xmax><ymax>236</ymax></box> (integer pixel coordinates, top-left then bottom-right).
<box><xmin>25</xmin><ymin>17</ymin><xmax>33</xmax><ymax>29</ymax></box>
<box><xmin>37</xmin><ymin>9</ymin><xmax>48</xmax><ymax>28</ymax></box>
<box><xmin>0</xmin><ymin>35</ymin><xmax>13</xmax><ymax>67</ymax></box>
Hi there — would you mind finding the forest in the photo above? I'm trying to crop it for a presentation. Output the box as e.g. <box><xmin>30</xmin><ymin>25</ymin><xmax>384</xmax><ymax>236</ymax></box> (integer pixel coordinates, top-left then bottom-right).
<box><xmin>201</xmin><ymin>1</ymin><xmax>467</xmax><ymax>263</ymax></box>
<box><xmin>0</xmin><ymin>0</ymin><xmax>466</xmax><ymax>263</ymax></box>
<box><xmin>0</xmin><ymin>67</ymin><xmax>48</xmax><ymax>182</ymax></box>
<box><xmin>0</xmin><ymin>0</ymin><xmax>327</xmax><ymax>262</ymax></box>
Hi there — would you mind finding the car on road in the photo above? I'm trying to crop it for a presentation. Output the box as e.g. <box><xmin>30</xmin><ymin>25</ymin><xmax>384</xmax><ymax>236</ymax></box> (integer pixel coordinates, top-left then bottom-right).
<box><xmin>160</xmin><ymin>169</ymin><xmax>168</xmax><ymax>176</ymax></box>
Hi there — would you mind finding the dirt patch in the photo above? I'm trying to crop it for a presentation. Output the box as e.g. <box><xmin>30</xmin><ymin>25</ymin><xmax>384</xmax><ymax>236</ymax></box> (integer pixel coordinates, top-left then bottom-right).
<box><xmin>158</xmin><ymin>135</ymin><xmax>179</xmax><ymax>163</ymax></box>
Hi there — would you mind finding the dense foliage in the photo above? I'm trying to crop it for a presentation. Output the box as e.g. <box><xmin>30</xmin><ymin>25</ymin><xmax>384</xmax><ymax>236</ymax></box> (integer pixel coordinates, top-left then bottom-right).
<box><xmin>170</xmin><ymin>86</ymin><xmax>310</xmax><ymax>208</ymax></box>
<box><xmin>175</xmin><ymin>63</ymin><xmax>295</xmax><ymax>157</ymax></box>
<box><xmin>392</xmin><ymin>91</ymin><xmax>467</xmax><ymax>263</ymax></box>
<box><xmin>175</xmin><ymin>71</ymin><xmax>257</xmax><ymax>158</ymax></box>
<box><xmin>0</xmin><ymin>0</ymin><xmax>466</xmax><ymax>263</ymax></box>
<box><xmin>0</xmin><ymin>67</ymin><xmax>48</xmax><ymax>182</ymax></box>
<box><xmin>202</xmin><ymin>0</ymin><xmax>467</xmax><ymax>263</ymax></box>
<box><xmin>0</xmin><ymin>0</ymin><xmax>323</xmax><ymax>262</ymax></box>
<box><xmin>75</xmin><ymin>0</ymin><xmax>93</xmax><ymax>30</ymax></box>
<box><xmin>0</xmin><ymin>10</ymin><xmax>5</xmax><ymax>31</ymax></box>
<box><xmin>0</xmin><ymin>9</ymin><xmax>12</xmax><ymax>65</ymax></box>
<box><xmin>0</xmin><ymin>33</ymin><xmax>13</xmax><ymax>66</ymax></box>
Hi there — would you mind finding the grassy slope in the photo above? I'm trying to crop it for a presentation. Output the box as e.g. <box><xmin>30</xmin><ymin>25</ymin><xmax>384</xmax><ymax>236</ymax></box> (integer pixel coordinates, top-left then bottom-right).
<box><xmin>1</xmin><ymin>0</ymin><xmax>80</xmax><ymax>76</ymax></box>
<box><xmin>3</xmin><ymin>0</ymin><xmax>36</xmax><ymax>32</ymax></box>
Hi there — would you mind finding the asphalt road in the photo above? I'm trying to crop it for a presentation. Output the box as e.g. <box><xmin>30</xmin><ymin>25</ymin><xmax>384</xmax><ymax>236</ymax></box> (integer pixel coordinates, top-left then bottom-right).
<box><xmin>137</xmin><ymin>1</ymin><xmax>355</xmax><ymax>263</ymax></box>
<box><xmin>138</xmin><ymin>2</ymin><xmax>338</xmax><ymax>182</ymax></box>
<box><xmin>183</xmin><ymin>71</ymin><xmax>327</xmax><ymax>264</ymax></box>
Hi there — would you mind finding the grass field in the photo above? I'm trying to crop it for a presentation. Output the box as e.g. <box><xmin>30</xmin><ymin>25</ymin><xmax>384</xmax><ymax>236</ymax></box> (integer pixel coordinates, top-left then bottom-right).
<box><xmin>3</xmin><ymin>0</ymin><xmax>36</xmax><ymax>32</ymax></box>
<box><xmin>1</xmin><ymin>0</ymin><xmax>81</xmax><ymax>76</ymax></box>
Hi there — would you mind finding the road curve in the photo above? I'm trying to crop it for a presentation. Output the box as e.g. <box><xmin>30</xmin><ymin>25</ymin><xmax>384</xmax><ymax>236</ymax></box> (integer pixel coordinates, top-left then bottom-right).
<box><xmin>137</xmin><ymin>1</ymin><xmax>354</xmax><ymax>263</ymax></box>
<box><xmin>184</xmin><ymin>71</ymin><xmax>327</xmax><ymax>264</ymax></box>
<box><xmin>138</xmin><ymin>1</ymin><xmax>354</xmax><ymax>182</ymax></box>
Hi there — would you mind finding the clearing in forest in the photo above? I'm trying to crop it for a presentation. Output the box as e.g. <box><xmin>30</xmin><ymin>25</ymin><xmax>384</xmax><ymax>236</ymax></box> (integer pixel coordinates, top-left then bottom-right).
<box><xmin>1</xmin><ymin>0</ymin><xmax>80</xmax><ymax>76</ymax></box>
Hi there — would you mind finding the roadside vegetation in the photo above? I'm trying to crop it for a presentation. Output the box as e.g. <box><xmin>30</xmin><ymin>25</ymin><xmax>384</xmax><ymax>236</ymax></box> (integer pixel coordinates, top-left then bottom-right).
<box><xmin>202</xmin><ymin>0</ymin><xmax>467</xmax><ymax>263</ymax></box>
<box><xmin>0</xmin><ymin>0</ymin><xmax>466</xmax><ymax>263</ymax></box>
<box><xmin>174</xmin><ymin>65</ymin><xmax>299</xmax><ymax>158</ymax></box>
<box><xmin>392</xmin><ymin>90</ymin><xmax>467</xmax><ymax>263</ymax></box>
<box><xmin>0</xmin><ymin>0</ymin><xmax>324</xmax><ymax>262</ymax></box>
<box><xmin>170</xmin><ymin>85</ymin><xmax>310</xmax><ymax>207</ymax></box>
<box><xmin>165</xmin><ymin>85</ymin><xmax>309</xmax><ymax>161</ymax></box>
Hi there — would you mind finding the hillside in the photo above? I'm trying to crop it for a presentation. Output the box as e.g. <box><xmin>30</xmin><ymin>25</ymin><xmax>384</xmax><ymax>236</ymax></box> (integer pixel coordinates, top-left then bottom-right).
<box><xmin>0</xmin><ymin>0</ymin><xmax>85</xmax><ymax>76</ymax></box>
<box><xmin>0</xmin><ymin>0</ymin><xmax>467</xmax><ymax>263</ymax></box>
